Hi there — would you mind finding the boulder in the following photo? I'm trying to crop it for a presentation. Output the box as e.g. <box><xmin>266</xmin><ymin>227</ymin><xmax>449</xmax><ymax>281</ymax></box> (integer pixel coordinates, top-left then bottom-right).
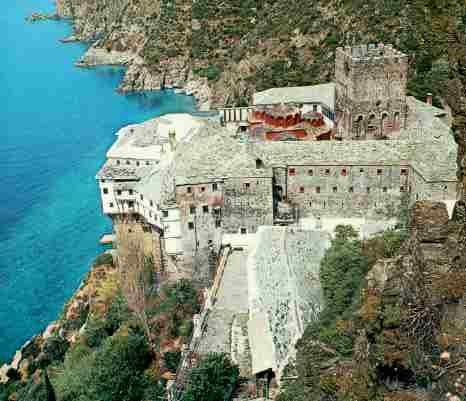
<box><xmin>408</xmin><ymin>201</ymin><xmax>449</xmax><ymax>243</ymax></box>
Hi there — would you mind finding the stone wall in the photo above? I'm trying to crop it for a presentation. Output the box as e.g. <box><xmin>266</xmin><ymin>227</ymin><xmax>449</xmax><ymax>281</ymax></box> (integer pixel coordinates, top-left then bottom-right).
<box><xmin>286</xmin><ymin>163</ymin><xmax>409</xmax><ymax>219</ymax></box>
<box><xmin>222</xmin><ymin>177</ymin><xmax>274</xmax><ymax>234</ymax></box>
<box><xmin>409</xmin><ymin>168</ymin><xmax>458</xmax><ymax>203</ymax></box>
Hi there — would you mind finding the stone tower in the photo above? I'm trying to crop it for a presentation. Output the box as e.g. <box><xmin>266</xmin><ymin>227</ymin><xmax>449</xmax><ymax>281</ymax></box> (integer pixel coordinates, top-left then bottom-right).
<box><xmin>335</xmin><ymin>43</ymin><xmax>409</xmax><ymax>140</ymax></box>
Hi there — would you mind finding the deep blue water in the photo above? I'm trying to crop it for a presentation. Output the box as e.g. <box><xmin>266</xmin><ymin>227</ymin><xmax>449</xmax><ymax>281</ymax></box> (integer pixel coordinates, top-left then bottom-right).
<box><xmin>0</xmin><ymin>0</ymin><xmax>195</xmax><ymax>362</ymax></box>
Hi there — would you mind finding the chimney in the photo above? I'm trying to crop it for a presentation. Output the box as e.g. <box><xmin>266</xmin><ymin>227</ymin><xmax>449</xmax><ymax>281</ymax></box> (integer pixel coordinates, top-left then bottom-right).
<box><xmin>426</xmin><ymin>93</ymin><xmax>433</xmax><ymax>105</ymax></box>
<box><xmin>168</xmin><ymin>129</ymin><xmax>176</xmax><ymax>151</ymax></box>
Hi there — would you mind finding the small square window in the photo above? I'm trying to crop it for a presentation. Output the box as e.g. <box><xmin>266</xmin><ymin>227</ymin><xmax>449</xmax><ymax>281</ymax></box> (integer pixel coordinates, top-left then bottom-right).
<box><xmin>200</xmin><ymin>187</ymin><xmax>206</xmax><ymax>192</ymax></box>
<box><xmin>128</xmin><ymin>201</ymin><xmax>134</xmax><ymax>208</ymax></box>
<box><xmin>360</xmin><ymin>168</ymin><xmax>364</xmax><ymax>173</ymax></box>
<box><xmin>308</xmin><ymin>169</ymin><xmax>314</xmax><ymax>176</ymax></box>
<box><xmin>316</xmin><ymin>187</ymin><xmax>321</xmax><ymax>194</ymax></box>
<box><xmin>190</xmin><ymin>206</ymin><xmax>196</xmax><ymax>215</ymax></box>
<box><xmin>212</xmin><ymin>183</ymin><xmax>218</xmax><ymax>191</ymax></box>
<box><xmin>325</xmin><ymin>169</ymin><xmax>330</xmax><ymax>176</ymax></box>
<box><xmin>240</xmin><ymin>228</ymin><xmax>247</xmax><ymax>235</ymax></box>
<box><xmin>188</xmin><ymin>222</ymin><xmax>194</xmax><ymax>230</ymax></box>
<box><xmin>203</xmin><ymin>205</ymin><xmax>209</xmax><ymax>213</ymax></box>
<box><xmin>187</xmin><ymin>187</ymin><xmax>192</xmax><ymax>193</ymax></box>
<box><xmin>103</xmin><ymin>188</ymin><xmax>109</xmax><ymax>194</ymax></box>
<box><xmin>401</xmin><ymin>168</ymin><xmax>408</xmax><ymax>176</ymax></box>
<box><xmin>299</xmin><ymin>187</ymin><xmax>305</xmax><ymax>193</ymax></box>
<box><xmin>126</xmin><ymin>160</ymin><xmax>131</xmax><ymax>165</ymax></box>
<box><xmin>341</xmin><ymin>169</ymin><xmax>347</xmax><ymax>176</ymax></box>
<box><xmin>377</xmin><ymin>169</ymin><xmax>383</xmax><ymax>175</ymax></box>
<box><xmin>244</xmin><ymin>182</ymin><xmax>250</xmax><ymax>189</ymax></box>
<box><xmin>109</xmin><ymin>202</ymin><xmax>114</xmax><ymax>208</ymax></box>
<box><xmin>383</xmin><ymin>187</ymin><xmax>388</xmax><ymax>193</ymax></box>
<box><xmin>333</xmin><ymin>187</ymin><xmax>338</xmax><ymax>193</ymax></box>
<box><xmin>163</xmin><ymin>210</ymin><xmax>169</xmax><ymax>218</ymax></box>
<box><xmin>400</xmin><ymin>186</ymin><xmax>405</xmax><ymax>192</ymax></box>
<box><xmin>288</xmin><ymin>168</ymin><xmax>296</xmax><ymax>176</ymax></box>
<box><xmin>349</xmin><ymin>187</ymin><xmax>354</xmax><ymax>193</ymax></box>
<box><xmin>117</xmin><ymin>190</ymin><xmax>122</xmax><ymax>196</ymax></box>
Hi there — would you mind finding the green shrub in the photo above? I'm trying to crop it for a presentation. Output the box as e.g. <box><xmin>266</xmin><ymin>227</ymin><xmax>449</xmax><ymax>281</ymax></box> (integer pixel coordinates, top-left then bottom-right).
<box><xmin>164</xmin><ymin>351</ymin><xmax>181</xmax><ymax>372</ymax></box>
<box><xmin>94</xmin><ymin>253</ymin><xmax>113</xmax><ymax>266</ymax></box>
<box><xmin>83</xmin><ymin>318</ymin><xmax>110</xmax><ymax>348</ymax></box>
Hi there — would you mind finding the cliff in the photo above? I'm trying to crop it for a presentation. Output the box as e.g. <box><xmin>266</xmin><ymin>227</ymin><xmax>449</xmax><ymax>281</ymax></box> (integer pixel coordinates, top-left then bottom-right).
<box><xmin>55</xmin><ymin>0</ymin><xmax>466</xmax><ymax>109</ymax></box>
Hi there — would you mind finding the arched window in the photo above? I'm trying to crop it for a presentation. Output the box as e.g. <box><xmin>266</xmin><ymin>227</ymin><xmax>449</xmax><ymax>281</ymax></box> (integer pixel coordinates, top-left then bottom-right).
<box><xmin>367</xmin><ymin>114</ymin><xmax>377</xmax><ymax>136</ymax></box>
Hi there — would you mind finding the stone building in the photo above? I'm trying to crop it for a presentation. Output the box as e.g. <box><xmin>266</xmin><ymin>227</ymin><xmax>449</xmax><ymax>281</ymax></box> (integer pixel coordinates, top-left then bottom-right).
<box><xmin>335</xmin><ymin>43</ymin><xmax>409</xmax><ymax>140</ymax></box>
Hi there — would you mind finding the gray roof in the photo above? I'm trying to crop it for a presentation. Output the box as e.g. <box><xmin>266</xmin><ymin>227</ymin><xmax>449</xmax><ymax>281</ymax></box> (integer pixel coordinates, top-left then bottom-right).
<box><xmin>253</xmin><ymin>83</ymin><xmax>335</xmax><ymax>109</ymax></box>
<box><xmin>96</xmin><ymin>159</ymin><xmax>153</xmax><ymax>180</ymax></box>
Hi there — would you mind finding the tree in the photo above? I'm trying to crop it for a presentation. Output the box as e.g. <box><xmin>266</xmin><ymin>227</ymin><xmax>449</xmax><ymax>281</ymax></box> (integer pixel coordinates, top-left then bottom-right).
<box><xmin>181</xmin><ymin>353</ymin><xmax>240</xmax><ymax>401</ymax></box>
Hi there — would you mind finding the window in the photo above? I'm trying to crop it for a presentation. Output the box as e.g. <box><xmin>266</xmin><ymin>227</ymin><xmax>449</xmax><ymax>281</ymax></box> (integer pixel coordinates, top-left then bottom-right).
<box><xmin>377</xmin><ymin>169</ymin><xmax>383</xmax><ymax>175</ymax></box>
<box><xmin>341</xmin><ymin>168</ymin><xmax>347</xmax><ymax>176</ymax></box>
<box><xmin>288</xmin><ymin>168</ymin><xmax>296</xmax><ymax>176</ymax></box>
<box><xmin>136</xmin><ymin>161</ymin><xmax>140</xmax><ymax>166</ymax></box>
<box><xmin>126</xmin><ymin>160</ymin><xmax>130</xmax><ymax>165</ymax></box>
<box><xmin>256</xmin><ymin>159</ymin><xmax>264</xmax><ymax>169</ymax></box>
<box><xmin>149</xmin><ymin>212</ymin><xmax>152</xmax><ymax>217</ymax></box>
<box><xmin>128</xmin><ymin>201</ymin><xmax>134</xmax><ymax>208</ymax></box>
<box><xmin>360</xmin><ymin>168</ymin><xmax>364</xmax><ymax>173</ymax></box>
<box><xmin>240</xmin><ymin>228</ymin><xmax>247</xmax><ymax>235</ymax></box>
<box><xmin>400</xmin><ymin>186</ymin><xmax>405</xmax><ymax>192</ymax></box>
<box><xmin>203</xmin><ymin>205</ymin><xmax>209</xmax><ymax>213</ymax></box>
<box><xmin>308</xmin><ymin>169</ymin><xmax>314</xmax><ymax>176</ymax></box>
<box><xmin>212</xmin><ymin>183</ymin><xmax>218</xmax><ymax>191</ymax></box>
<box><xmin>325</xmin><ymin>169</ymin><xmax>330</xmax><ymax>176</ymax></box>
<box><xmin>163</xmin><ymin>210</ymin><xmax>169</xmax><ymax>218</ymax></box>
<box><xmin>109</xmin><ymin>202</ymin><xmax>114</xmax><ymax>208</ymax></box>
<box><xmin>349</xmin><ymin>186</ymin><xmax>354</xmax><ymax>193</ymax></box>
<box><xmin>333</xmin><ymin>187</ymin><xmax>338</xmax><ymax>193</ymax></box>
<box><xmin>103</xmin><ymin>188</ymin><xmax>109</xmax><ymax>195</ymax></box>
<box><xmin>188</xmin><ymin>222</ymin><xmax>194</xmax><ymax>230</ymax></box>
<box><xmin>309</xmin><ymin>201</ymin><xmax>312</xmax><ymax>207</ymax></box>
<box><xmin>200</xmin><ymin>187</ymin><xmax>206</xmax><ymax>192</ymax></box>
<box><xmin>129</xmin><ymin>189</ymin><xmax>133</xmax><ymax>195</ymax></box>
<box><xmin>117</xmin><ymin>190</ymin><xmax>122</xmax><ymax>196</ymax></box>
<box><xmin>367</xmin><ymin>187</ymin><xmax>371</xmax><ymax>193</ymax></box>
<box><xmin>187</xmin><ymin>186</ymin><xmax>192</xmax><ymax>194</ymax></box>
<box><xmin>216</xmin><ymin>220</ymin><xmax>221</xmax><ymax>228</ymax></box>
<box><xmin>150</xmin><ymin>201</ymin><xmax>154</xmax><ymax>207</ymax></box>
<box><xmin>316</xmin><ymin>186</ymin><xmax>321</xmax><ymax>194</ymax></box>
<box><xmin>383</xmin><ymin>187</ymin><xmax>388</xmax><ymax>193</ymax></box>
<box><xmin>244</xmin><ymin>182</ymin><xmax>250</xmax><ymax>189</ymax></box>
<box><xmin>300</xmin><ymin>187</ymin><xmax>305</xmax><ymax>193</ymax></box>
<box><xmin>146</xmin><ymin>161</ymin><xmax>150</xmax><ymax>166</ymax></box>
<box><xmin>323</xmin><ymin>201</ymin><xmax>326</xmax><ymax>209</ymax></box>
<box><xmin>190</xmin><ymin>206</ymin><xmax>196</xmax><ymax>215</ymax></box>
<box><xmin>313</xmin><ymin>104</ymin><xmax>318</xmax><ymax>112</ymax></box>
<box><xmin>140</xmin><ymin>194</ymin><xmax>143</xmax><ymax>201</ymax></box>
<box><xmin>116</xmin><ymin>160</ymin><xmax>121</xmax><ymax>165</ymax></box>
<box><xmin>101</xmin><ymin>179</ymin><xmax>106</xmax><ymax>183</ymax></box>
<box><xmin>401</xmin><ymin>168</ymin><xmax>408</xmax><ymax>176</ymax></box>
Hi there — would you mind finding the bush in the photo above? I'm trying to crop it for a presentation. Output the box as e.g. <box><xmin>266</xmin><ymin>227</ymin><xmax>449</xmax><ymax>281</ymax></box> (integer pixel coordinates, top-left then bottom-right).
<box><xmin>94</xmin><ymin>253</ymin><xmax>113</xmax><ymax>266</ymax></box>
<box><xmin>164</xmin><ymin>351</ymin><xmax>181</xmax><ymax>372</ymax></box>
<box><xmin>82</xmin><ymin>318</ymin><xmax>110</xmax><ymax>348</ymax></box>
<box><xmin>181</xmin><ymin>353</ymin><xmax>240</xmax><ymax>401</ymax></box>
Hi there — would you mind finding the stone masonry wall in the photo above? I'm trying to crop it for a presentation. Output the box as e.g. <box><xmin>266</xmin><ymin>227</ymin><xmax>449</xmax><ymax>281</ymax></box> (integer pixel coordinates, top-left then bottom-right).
<box><xmin>222</xmin><ymin>177</ymin><xmax>274</xmax><ymax>234</ymax></box>
<box><xmin>286</xmin><ymin>163</ymin><xmax>410</xmax><ymax>219</ymax></box>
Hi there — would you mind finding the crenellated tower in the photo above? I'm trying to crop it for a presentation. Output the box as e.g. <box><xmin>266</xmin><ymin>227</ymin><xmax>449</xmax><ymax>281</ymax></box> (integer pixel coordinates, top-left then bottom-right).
<box><xmin>335</xmin><ymin>43</ymin><xmax>409</xmax><ymax>140</ymax></box>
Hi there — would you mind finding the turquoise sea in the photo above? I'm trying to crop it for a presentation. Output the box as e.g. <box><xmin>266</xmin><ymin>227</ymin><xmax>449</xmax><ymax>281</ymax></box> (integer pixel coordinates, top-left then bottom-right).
<box><xmin>0</xmin><ymin>0</ymin><xmax>195</xmax><ymax>362</ymax></box>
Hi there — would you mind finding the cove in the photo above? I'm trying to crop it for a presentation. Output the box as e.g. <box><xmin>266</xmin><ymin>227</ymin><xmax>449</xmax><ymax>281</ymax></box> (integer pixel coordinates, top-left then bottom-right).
<box><xmin>0</xmin><ymin>0</ymin><xmax>195</xmax><ymax>362</ymax></box>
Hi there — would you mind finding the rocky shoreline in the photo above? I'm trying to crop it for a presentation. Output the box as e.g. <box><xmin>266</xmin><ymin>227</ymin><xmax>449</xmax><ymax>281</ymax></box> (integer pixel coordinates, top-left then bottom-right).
<box><xmin>0</xmin><ymin>253</ymin><xmax>117</xmax><ymax>386</ymax></box>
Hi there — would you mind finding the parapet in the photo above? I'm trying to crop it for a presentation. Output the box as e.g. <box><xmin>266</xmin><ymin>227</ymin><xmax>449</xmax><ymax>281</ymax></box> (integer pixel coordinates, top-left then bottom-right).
<box><xmin>336</xmin><ymin>43</ymin><xmax>407</xmax><ymax>63</ymax></box>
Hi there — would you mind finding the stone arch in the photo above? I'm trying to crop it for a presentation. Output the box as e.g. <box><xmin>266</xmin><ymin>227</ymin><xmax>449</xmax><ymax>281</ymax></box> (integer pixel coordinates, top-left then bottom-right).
<box><xmin>354</xmin><ymin>115</ymin><xmax>364</xmax><ymax>138</ymax></box>
<box><xmin>381</xmin><ymin>112</ymin><xmax>390</xmax><ymax>136</ymax></box>
<box><xmin>367</xmin><ymin>113</ymin><xmax>377</xmax><ymax>137</ymax></box>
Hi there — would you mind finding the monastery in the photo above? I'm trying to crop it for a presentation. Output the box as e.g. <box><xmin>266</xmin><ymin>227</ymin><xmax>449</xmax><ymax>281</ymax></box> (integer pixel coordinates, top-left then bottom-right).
<box><xmin>96</xmin><ymin>43</ymin><xmax>458</xmax><ymax>384</ymax></box>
